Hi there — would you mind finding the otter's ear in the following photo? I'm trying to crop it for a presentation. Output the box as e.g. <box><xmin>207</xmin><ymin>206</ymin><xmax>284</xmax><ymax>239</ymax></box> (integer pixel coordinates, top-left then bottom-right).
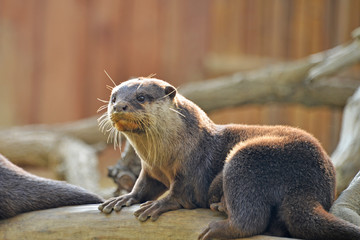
<box><xmin>164</xmin><ymin>86</ymin><xmax>177</xmax><ymax>100</ymax></box>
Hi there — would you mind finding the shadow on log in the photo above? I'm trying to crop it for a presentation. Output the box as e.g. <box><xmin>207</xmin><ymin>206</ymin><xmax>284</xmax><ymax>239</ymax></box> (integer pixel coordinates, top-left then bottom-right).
<box><xmin>0</xmin><ymin>204</ymin><xmax>294</xmax><ymax>240</ymax></box>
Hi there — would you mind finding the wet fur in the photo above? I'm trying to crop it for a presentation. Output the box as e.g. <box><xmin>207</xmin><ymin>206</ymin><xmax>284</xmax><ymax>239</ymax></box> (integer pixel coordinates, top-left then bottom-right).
<box><xmin>99</xmin><ymin>78</ymin><xmax>360</xmax><ymax>240</ymax></box>
<box><xmin>0</xmin><ymin>154</ymin><xmax>103</xmax><ymax>220</ymax></box>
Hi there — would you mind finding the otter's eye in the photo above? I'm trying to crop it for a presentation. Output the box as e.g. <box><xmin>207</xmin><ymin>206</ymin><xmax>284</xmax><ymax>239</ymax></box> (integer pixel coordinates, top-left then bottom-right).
<box><xmin>111</xmin><ymin>95</ymin><xmax>116</xmax><ymax>104</ymax></box>
<box><xmin>136</xmin><ymin>95</ymin><xmax>145</xmax><ymax>102</ymax></box>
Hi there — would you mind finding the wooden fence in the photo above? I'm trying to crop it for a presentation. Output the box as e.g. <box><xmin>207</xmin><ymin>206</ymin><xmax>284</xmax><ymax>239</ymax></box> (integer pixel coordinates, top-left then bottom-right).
<box><xmin>0</xmin><ymin>0</ymin><xmax>359</xmax><ymax>153</ymax></box>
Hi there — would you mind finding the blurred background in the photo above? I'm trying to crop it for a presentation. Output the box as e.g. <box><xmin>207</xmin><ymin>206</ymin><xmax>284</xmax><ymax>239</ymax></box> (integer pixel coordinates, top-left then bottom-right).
<box><xmin>1</xmin><ymin>0</ymin><xmax>360</xmax><ymax>156</ymax></box>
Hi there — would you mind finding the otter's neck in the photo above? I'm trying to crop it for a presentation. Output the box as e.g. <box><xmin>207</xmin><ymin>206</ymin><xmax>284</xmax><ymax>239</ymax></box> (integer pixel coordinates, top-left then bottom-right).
<box><xmin>124</xmin><ymin>95</ymin><xmax>216</xmax><ymax>168</ymax></box>
<box><xmin>123</xmin><ymin>100</ymin><xmax>185</xmax><ymax>167</ymax></box>
<box><xmin>124</xmin><ymin>120</ymin><xmax>183</xmax><ymax>167</ymax></box>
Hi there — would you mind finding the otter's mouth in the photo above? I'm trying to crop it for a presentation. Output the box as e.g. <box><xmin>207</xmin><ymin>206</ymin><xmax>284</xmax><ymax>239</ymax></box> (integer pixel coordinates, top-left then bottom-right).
<box><xmin>110</xmin><ymin>113</ymin><xmax>143</xmax><ymax>132</ymax></box>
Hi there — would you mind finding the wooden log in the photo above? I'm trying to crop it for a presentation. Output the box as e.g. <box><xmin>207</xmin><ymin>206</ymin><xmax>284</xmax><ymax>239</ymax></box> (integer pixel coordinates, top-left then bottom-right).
<box><xmin>331</xmin><ymin>171</ymin><xmax>360</xmax><ymax>226</ymax></box>
<box><xmin>307</xmin><ymin>27</ymin><xmax>360</xmax><ymax>82</ymax></box>
<box><xmin>183</xmin><ymin>27</ymin><xmax>360</xmax><ymax>113</ymax></box>
<box><xmin>180</xmin><ymin>55</ymin><xmax>359</xmax><ymax>113</ymax></box>
<box><xmin>331</xmin><ymin>86</ymin><xmax>360</xmax><ymax>194</ymax></box>
<box><xmin>0</xmin><ymin>204</ymin><xmax>294</xmax><ymax>240</ymax></box>
<box><xmin>53</xmin><ymin>116</ymin><xmax>108</xmax><ymax>145</ymax></box>
<box><xmin>0</xmin><ymin>116</ymin><xmax>107</xmax><ymax>146</ymax></box>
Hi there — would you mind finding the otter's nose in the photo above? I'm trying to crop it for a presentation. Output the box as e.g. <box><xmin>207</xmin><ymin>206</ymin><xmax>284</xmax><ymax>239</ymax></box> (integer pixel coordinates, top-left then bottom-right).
<box><xmin>113</xmin><ymin>103</ymin><xmax>128</xmax><ymax>112</ymax></box>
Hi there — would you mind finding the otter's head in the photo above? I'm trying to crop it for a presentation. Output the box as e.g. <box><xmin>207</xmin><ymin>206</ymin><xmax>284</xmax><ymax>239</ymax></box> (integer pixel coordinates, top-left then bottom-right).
<box><xmin>106</xmin><ymin>78</ymin><xmax>177</xmax><ymax>133</ymax></box>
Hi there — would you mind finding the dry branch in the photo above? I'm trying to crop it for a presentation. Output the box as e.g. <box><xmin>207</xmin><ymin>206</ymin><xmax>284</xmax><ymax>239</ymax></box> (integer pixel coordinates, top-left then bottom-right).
<box><xmin>0</xmin><ymin>204</ymin><xmax>295</xmax><ymax>240</ymax></box>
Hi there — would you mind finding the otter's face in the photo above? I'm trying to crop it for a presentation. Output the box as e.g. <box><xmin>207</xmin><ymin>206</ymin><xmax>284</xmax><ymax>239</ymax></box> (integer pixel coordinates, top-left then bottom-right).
<box><xmin>108</xmin><ymin>78</ymin><xmax>177</xmax><ymax>133</ymax></box>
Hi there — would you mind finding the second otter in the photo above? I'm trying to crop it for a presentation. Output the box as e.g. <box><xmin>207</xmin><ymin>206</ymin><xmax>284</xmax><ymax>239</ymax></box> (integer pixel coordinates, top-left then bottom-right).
<box><xmin>99</xmin><ymin>78</ymin><xmax>360</xmax><ymax>240</ymax></box>
<box><xmin>0</xmin><ymin>154</ymin><xmax>103</xmax><ymax>219</ymax></box>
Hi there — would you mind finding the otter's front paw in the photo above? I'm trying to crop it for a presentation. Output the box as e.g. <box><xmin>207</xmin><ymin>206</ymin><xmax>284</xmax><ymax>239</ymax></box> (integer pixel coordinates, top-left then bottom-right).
<box><xmin>210</xmin><ymin>202</ymin><xmax>226</xmax><ymax>213</ymax></box>
<box><xmin>134</xmin><ymin>198</ymin><xmax>181</xmax><ymax>221</ymax></box>
<box><xmin>209</xmin><ymin>196</ymin><xmax>228</xmax><ymax>214</ymax></box>
<box><xmin>98</xmin><ymin>193</ymin><xmax>139</xmax><ymax>214</ymax></box>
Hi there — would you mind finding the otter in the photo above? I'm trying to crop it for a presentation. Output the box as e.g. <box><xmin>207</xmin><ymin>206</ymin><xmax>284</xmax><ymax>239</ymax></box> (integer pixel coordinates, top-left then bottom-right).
<box><xmin>0</xmin><ymin>154</ymin><xmax>103</xmax><ymax>219</ymax></box>
<box><xmin>98</xmin><ymin>77</ymin><xmax>360</xmax><ymax>240</ymax></box>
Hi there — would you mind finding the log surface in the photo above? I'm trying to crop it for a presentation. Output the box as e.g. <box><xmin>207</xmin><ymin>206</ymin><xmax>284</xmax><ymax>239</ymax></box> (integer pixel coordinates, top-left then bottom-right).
<box><xmin>331</xmin><ymin>171</ymin><xmax>360</xmax><ymax>226</ymax></box>
<box><xmin>332</xmin><ymin>86</ymin><xmax>360</xmax><ymax>193</ymax></box>
<box><xmin>0</xmin><ymin>204</ymin><xmax>293</xmax><ymax>240</ymax></box>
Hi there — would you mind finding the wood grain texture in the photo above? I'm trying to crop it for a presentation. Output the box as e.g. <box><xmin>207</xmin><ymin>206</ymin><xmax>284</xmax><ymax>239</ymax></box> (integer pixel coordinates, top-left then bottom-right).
<box><xmin>0</xmin><ymin>204</ymin><xmax>294</xmax><ymax>240</ymax></box>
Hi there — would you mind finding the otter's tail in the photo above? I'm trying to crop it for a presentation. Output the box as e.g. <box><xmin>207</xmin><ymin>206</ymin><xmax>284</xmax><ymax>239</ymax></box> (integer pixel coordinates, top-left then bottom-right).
<box><xmin>0</xmin><ymin>155</ymin><xmax>103</xmax><ymax>219</ymax></box>
<box><xmin>283</xmin><ymin>200</ymin><xmax>360</xmax><ymax>240</ymax></box>
<box><xmin>0</xmin><ymin>177</ymin><xmax>104</xmax><ymax>220</ymax></box>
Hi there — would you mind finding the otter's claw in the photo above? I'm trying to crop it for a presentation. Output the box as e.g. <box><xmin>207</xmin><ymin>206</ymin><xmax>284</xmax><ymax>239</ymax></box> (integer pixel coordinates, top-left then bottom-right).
<box><xmin>98</xmin><ymin>194</ymin><xmax>139</xmax><ymax>213</ymax></box>
<box><xmin>134</xmin><ymin>198</ymin><xmax>181</xmax><ymax>222</ymax></box>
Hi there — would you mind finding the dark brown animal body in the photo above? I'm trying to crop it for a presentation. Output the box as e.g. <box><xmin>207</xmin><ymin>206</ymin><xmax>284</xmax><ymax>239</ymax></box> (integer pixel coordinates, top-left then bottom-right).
<box><xmin>0</xmin><ymin>154</ymin><xmax>103</xmax><ymax>219</ymax></box>
<box><xmin>99</xmin><ymin>78</ymin><xmax>360</xmax><ymax>240</ymax></box>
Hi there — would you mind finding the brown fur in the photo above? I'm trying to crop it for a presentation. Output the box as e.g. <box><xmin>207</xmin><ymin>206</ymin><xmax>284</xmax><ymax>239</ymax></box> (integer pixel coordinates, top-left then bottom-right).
<box><xmin>0</xmin><ymin>154</ymin><xmax>103</xmax><ymax>219</ymax></box>
<box><xmin>99</xmin><ymin>78</ymin><xmax>360</xmax><ymax>240</ymax></box>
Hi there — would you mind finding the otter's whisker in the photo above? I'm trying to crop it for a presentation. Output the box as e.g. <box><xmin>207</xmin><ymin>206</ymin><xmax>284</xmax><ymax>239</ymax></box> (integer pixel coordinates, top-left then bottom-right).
<box><xmin>105</xmin><ymin>126</ymin><xmax>114</xmax><ymax>133</ymax></box>
<box><xmin>97</xmin><ymin>105</ymin><xmax>108</xmax><ymax>113</ymax></box>
<box><xmin>104</xmin><ymin>69</ymin><xmax>117</xmax><ymax>87</ymax></box>
<box><xmin>98</xmin><ymin>118</ymin><xmax>107</xmax><ymax>130</ymax></box>
<box><xmin>98</xmin><ymin>115</ymin><xmax>109</xmax><ymax>124</ymax></box>
<box><xmin>113</xmin><ymin>130</ymin><xmax>118</xmax><ymax>150</ymax></box>
<box><xmin>146</xmin><ymin>73</ymin><xmax>157</xmax><ymax>78</ymax></box>
<box><xmin>159</xmin><ymin>87</ymin><xmax>178</xmax><ymax>100</ymax></box>
<box><xmin>98</xmin><ymin>114</ymin><xmax>112</xmax><ymax>134</ymax></box>
<box><xmin>97</xmin><ymin>113</ymin><xmax>107</xmax><ymax>121</ymax></box>
<box><xmin>102</xmin><ymin>121</ymin><xmax>112</xmax><ymax>132</ymax></box>
<box><xmin>107</xmin><ymin>128</ymin><xmax>116</xmax><ymax>144</ymax></box>
<box><xmin>106</xmin><ymin>85</ymin><xmax>113</xmax><ymax>91</ymax></box>
<box><xmin>137</xmin><ymin>81</ymin><xmax>144</xmax><ymax>90</ymax></box>
<box><xmin>114</xmin><ymin>130</ymin><xmax>120</xmax><ymax>149</ymax></box>
<box><xmin>152</xmin><ymin>126</ymin><xmax>163</xmax><ymax>165</ymax></box>
<box><xmin>114</xmin><ymin>130</ymin><xmax>122</xmax><ymax>151</ymax></box>
<box><xmin>169</xmin><ymin>108</ymin><xmax>186</xmax><ymax>118</ymax></box>
<box><xmin>97</xmin><ymin>98</ymin><xmax>109</xmax><ymax>103</ymax></box>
